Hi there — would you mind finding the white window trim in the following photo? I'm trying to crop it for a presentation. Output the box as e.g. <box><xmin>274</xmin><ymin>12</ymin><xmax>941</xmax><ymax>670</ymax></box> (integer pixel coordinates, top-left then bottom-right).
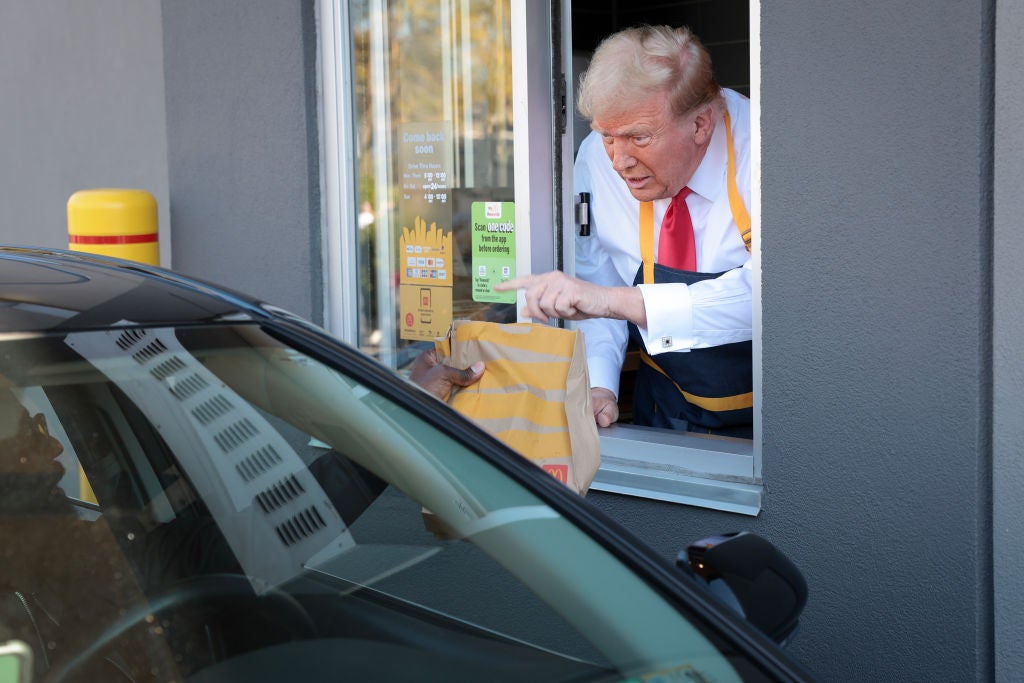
<box><xmin>752</xmin><ymin>0</ymin><xmax>763</xmax><ymax>485</ymax></box>
<box><xmin>317</xmin><ymin>0</ymin><xmax>358</xmax><ymax>343</ymax></box>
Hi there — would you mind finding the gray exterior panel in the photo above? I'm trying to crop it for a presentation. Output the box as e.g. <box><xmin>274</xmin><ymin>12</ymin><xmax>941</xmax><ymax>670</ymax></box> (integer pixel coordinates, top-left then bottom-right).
<box><xmin>161</xmin><ymin>0</ymin><xmax>322</xmax><ymax>322</ymax></box>
<box><xmin>0</xmin><ymin>0</ymin><xmax>170</xmax><ymax>259</ymax></box>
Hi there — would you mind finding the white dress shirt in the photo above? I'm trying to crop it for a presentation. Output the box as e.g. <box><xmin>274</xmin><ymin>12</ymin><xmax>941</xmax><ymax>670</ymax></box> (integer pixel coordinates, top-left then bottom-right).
<box><xmin>574</xmin><ymin>88</ymin><xmax>753</xmax><ymax>398</ymax></box>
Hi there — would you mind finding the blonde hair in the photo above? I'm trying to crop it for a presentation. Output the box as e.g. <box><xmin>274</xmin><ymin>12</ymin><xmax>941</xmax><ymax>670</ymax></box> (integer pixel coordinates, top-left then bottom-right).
<box><xmin>577</xmin><ymin>25</ymin><xmax>721</xmax><ymax>122</ymax></box>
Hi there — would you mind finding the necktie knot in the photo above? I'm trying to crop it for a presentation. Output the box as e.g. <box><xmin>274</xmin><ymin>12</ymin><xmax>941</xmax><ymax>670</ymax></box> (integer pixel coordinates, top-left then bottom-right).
<box><xmin>657</xmin><ymin>187</ymin><xmax>696</xmax><ymax>271</ymax></box>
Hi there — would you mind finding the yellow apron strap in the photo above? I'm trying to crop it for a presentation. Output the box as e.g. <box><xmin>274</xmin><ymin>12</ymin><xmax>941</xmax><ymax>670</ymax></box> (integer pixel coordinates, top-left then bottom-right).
<box><xmin>639</xmin><ymin>201</ymin><xmax>655</xmax><ymax>284</ymax></box>
<box><xmin>723</xmin><ymin>110</ymin><xmax>752</xmax><ymax>253</ymax></box>
<box><xmin>640</xmin><ymin>351</ymin><xmax>753</xmax><ymax>412</ymax></box>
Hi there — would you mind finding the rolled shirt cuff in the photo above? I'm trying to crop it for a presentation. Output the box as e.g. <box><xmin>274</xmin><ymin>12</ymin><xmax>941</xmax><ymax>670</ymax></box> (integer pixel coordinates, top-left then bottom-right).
<box><xmin>636</xmin><ymin>282</ymin><xmax>695</xmax><ymax>354</ymax></box>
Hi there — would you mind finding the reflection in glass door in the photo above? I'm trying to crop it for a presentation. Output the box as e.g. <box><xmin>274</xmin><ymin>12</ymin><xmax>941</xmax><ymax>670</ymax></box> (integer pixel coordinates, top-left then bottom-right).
<box><xmin>349</xmin><ymin>0</ymin><xmax>517</xmax><ymax>368</ymax></box>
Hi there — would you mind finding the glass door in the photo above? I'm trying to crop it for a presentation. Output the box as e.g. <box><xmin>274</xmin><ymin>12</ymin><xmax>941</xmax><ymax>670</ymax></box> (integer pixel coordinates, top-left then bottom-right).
<box><xmin>321</xmin><ymin>0</ymin><xmax>563</xmax><ymax>370</ymax></box>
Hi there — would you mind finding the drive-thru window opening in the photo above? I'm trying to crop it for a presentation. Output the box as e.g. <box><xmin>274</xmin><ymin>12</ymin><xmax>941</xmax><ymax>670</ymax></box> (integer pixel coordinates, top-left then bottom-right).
<box><xmin>572</xmin><ymin>0</ymin><xmax>751</xmax><ymax>427</ymax></box>
<box><xmin>321</xmin><ymin>0</ymin><xmax>759</xmax><ymax>514</ymax></box>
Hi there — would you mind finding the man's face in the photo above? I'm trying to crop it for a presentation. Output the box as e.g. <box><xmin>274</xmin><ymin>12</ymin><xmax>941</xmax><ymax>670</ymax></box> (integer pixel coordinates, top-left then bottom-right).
<box><xmin>592</xmin><ymin>93</ymin><xmax>714</xmax><ymax>203</ymax></box>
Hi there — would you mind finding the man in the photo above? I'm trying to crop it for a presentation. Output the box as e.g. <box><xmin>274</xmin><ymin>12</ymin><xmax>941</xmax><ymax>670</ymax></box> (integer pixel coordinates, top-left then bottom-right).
<box><xmin>496</xmin><ymin>25</ymin><xmax>752</xmax><ymax>437</ymax></box>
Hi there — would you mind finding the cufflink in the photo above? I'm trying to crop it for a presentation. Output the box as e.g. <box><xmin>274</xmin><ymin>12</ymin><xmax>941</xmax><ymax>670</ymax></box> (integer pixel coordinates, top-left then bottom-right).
<box><xmin>660</xmin><ymin>336</ymin><xmax>672</xmax><ymax>348</ymax></box>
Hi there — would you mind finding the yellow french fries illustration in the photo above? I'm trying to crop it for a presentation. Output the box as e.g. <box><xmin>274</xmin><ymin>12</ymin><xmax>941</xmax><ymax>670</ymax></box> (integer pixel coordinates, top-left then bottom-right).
<box><xmin>399</xmin><ymin>216</ymin><xmax>453</xmax><ymax>286</ymax></box>
<box><xmin>401</xmin><ymin>215</ymin><xmax>448</xmax><ymax>250</ymax></box>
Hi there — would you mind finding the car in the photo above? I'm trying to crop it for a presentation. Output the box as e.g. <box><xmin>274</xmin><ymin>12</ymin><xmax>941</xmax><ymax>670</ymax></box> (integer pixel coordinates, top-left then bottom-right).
<box><xmin>0</xmin><ymin>246</ymin><xmax>814</xmax><ymax>683</ymax></box>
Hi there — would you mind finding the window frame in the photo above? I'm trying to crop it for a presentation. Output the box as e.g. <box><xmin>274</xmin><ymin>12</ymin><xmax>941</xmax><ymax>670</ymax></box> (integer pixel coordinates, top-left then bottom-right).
<box><xmin>569</xmin><ymin>1</ymin><xmax>763</xmax><ymax>515</ymax></box>
<box><xmin>318</xmin><ymin>0</ymin><xmax>763</xmax><ymax>516</ymax></box>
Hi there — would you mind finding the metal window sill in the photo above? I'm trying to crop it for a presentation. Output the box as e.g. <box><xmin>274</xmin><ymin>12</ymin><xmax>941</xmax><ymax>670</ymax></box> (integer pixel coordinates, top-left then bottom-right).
<box><xmin>589</xmin><ymin>424</ymin><xmax>762</xmax><ymax>516</ymax></box>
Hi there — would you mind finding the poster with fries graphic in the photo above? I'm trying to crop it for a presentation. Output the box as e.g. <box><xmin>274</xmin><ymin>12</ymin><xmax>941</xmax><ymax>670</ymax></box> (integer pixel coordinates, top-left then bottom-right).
<box><xmin>398</xmin><ymin>121</ymin><xmax>454</xmax><ymax>341</ymax></box>
<box><xmin>399</xmin><ymin>217</ymin><xmax>453</xmax><ymax>340</ymax></box>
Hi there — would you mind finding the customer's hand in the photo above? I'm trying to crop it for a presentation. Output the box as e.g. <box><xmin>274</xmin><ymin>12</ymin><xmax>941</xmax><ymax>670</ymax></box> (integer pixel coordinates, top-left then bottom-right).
<box><xmin>409</xmin><ymin>348</ymin><xmax>484</xmax><ymax>401</ymax></box>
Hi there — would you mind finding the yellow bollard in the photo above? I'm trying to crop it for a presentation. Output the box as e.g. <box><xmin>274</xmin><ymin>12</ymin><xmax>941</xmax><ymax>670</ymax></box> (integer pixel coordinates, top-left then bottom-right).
<box><xmin>67</xmin><ymin>188</ymin><xmax>160</xmax><ymax>265</ymax></box>
<box><xmin>67</xmin><ymin>189</ymin><xmax>160</xmax><ymax>503</ymax></box>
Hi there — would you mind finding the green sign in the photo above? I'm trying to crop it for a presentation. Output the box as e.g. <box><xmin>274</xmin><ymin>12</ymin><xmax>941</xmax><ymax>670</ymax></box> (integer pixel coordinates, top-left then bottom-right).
<box><xmin>470</xmin><ymin>201</ymin><xmax>516</xmax><ymax>303</ymax></box>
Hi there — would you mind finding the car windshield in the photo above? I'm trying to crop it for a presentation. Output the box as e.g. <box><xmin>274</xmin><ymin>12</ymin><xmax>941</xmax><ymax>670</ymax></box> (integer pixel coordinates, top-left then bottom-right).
<box><xmin>0</xmin><ymin>322</ymin><xmax>770</xmax><ymax>682</ymax></box>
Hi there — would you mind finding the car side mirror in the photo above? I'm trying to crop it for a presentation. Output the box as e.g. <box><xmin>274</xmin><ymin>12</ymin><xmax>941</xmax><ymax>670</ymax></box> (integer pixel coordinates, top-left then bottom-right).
<box><xmin>678</xmin><ymin>531</ymin><xmax>807</xmax><ymax>646</ymax></box>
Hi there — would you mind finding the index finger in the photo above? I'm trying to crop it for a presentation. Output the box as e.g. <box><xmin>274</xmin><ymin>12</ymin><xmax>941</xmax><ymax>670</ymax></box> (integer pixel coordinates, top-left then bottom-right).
<box><xmin>493</xmin><ymin>275</ymin><xmax>535</xmax><ymax>292</ymax></box>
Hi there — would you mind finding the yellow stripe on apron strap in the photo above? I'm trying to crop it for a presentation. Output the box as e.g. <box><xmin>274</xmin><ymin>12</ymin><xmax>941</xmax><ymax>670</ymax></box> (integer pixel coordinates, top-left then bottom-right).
<box><xmin>723</xmin><ymin>110</ymin><xmax>751</xmax><ymax>253</ymax></box>
<box><xmin>639</xmin><ymin>200</ymin><xmax>656</xmax><ymax>285</ymax></box>
<box><xmin>639</xmin><ymin>351</ymin><xmax>753</xmax><ymax>412</ymax></box>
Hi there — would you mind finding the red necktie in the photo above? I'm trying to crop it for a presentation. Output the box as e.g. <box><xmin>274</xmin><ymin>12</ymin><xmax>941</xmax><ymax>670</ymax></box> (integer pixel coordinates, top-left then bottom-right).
<box><xmin>657</xmin><ymin>187</ymin><xmax>695</xmax><ymax>271</ymax></box>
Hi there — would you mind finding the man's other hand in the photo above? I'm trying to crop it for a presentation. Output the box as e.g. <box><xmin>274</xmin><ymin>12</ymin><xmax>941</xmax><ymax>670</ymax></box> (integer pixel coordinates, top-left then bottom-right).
<box><xmin>591</xmin><ymin>387</ymin><xmax>619</xmax><ymax>427</ymax></box>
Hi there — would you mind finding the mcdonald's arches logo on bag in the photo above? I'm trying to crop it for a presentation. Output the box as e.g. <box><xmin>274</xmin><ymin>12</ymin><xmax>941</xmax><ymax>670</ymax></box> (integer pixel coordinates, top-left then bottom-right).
<box><xmin>542</xmin><ymin>464</ymin><xmax>569</xmax><ymax>484</ymax></box>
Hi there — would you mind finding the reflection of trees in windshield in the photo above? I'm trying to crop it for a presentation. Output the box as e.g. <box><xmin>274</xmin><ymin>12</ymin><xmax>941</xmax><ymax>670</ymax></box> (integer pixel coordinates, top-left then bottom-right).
<box><xmin>353</xmin><ymin>0</ymin><xmax>514</xmax><ymax>182</ymax></box>
<box><xmin>351</xmin><ymin>0</ymin><xmax>516</xmax><ymax>360</ymax></box>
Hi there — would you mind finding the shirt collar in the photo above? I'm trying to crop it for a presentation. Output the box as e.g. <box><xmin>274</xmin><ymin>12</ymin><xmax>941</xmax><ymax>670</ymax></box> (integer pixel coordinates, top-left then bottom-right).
<box><xmin>686</xmin><ymin>112</ymin><xmax>727</xmax><ymax>202</ymax></box>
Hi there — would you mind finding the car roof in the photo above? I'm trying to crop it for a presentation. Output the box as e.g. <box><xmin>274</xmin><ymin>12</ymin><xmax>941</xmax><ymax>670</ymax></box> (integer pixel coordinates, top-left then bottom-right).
<box><xmin>0</xmin><ymin>246</ymin><xmax>267</xmax><ymax>333</ymax></box>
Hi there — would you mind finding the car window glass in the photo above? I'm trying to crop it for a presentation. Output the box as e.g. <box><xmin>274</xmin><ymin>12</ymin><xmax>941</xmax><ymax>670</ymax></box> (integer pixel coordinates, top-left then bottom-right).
<box><xmin>0</xmin><ymin>325</ymin><xmax>771</xmax><ymax>682</ymax></box>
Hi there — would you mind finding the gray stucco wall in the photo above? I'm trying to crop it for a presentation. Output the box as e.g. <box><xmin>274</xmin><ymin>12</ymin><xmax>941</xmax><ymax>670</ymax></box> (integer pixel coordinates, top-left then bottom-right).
<box><xmin>160</xmin><ymin>0</ymin><xmax>322</xmax><ymax>322</ymax></box>
<box><xmin>591</xmin><ymin>2</ymin><xmax>999</xmax><ymax>681</ymax></box>
<box><xmin>0</xmin><ymin>0</ymin><xmax>170</xmax><ymax>260</ymax></box>
<box><xmin>761</xmin><ymin>2</ymin><xmax>991</xmax><ymax>678</ymax></box>
<box><xmin>994</xmin><ymin>2</ymin><xmax>1024</xmax><ymax>682</ymax></box>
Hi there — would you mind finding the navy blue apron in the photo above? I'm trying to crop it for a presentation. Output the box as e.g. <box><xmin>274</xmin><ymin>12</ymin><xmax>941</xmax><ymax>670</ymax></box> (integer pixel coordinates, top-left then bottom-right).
<box><xmin>628</xmin><ymin>264</ymin><xmax>753</xmax><ymax>437</ymax></box>
<box><xmin>627</xmin><ymin>108</ymin><xmax>753</xmax><ymax>437</ymax></box>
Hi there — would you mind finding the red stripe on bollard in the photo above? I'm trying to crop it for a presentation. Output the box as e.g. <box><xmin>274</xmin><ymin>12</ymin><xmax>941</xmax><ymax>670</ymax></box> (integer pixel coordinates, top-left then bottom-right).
<box><xmin>69</xmin><ymin>233</ymin><xmax>159</xmax><ymax>245</ymax></box>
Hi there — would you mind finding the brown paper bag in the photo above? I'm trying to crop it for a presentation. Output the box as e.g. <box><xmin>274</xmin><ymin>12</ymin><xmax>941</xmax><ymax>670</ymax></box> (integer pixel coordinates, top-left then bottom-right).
<box><xmin>435</xmin><ymin>320</ymin><xmax>601</xmax><ymax>495</ymax></box>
